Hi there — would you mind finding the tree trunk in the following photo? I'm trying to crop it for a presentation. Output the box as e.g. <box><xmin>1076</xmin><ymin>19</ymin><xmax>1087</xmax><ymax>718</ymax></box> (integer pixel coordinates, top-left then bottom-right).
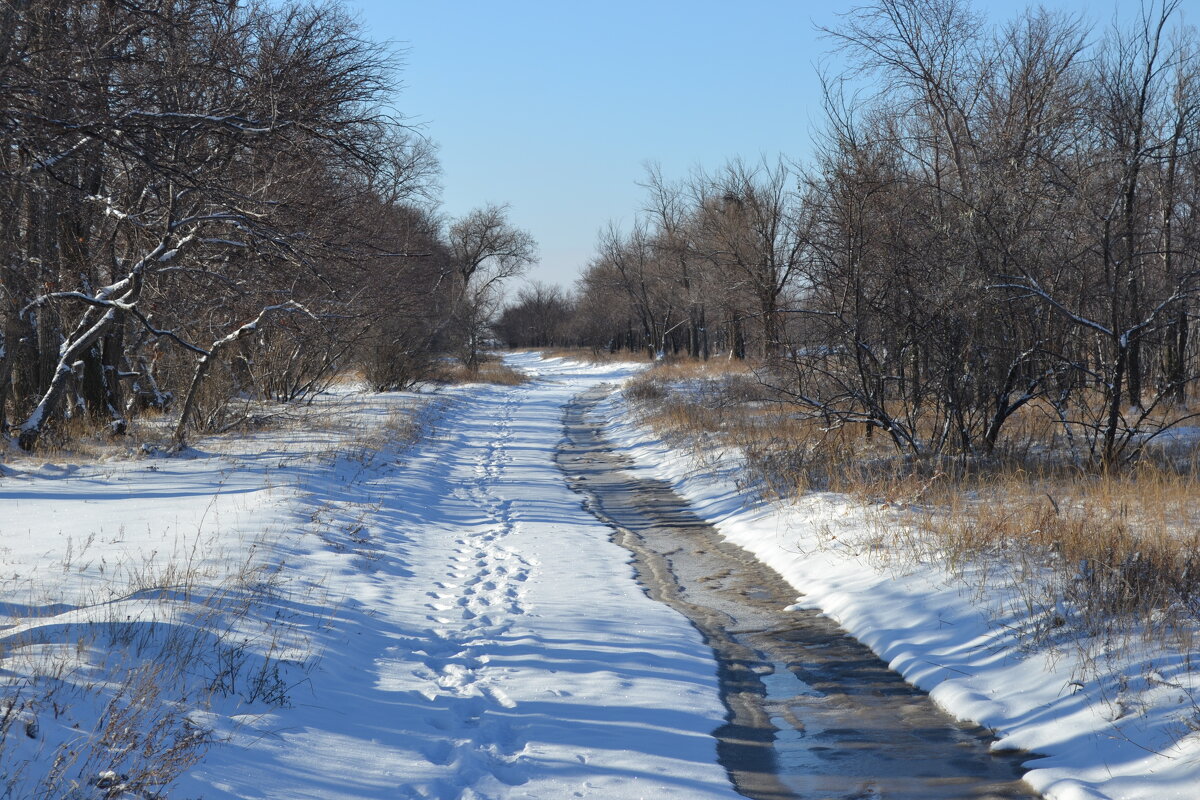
<box><xmin>1168</xmin><ymin>307</ymin><xmax>1188</xmax><ymax>405</ymax></box>
<box><xmin>1127</xmin><ymin>331</ymin><xmax>1142</xmax><ymax>409</ymax></box>
<box><xmin>174</xmin><ymin>351</ymin><xmax>219</xmax><ymax>447</ymax></box>
<box><xmin>18</xmin><ymin>307</ymin><xmax>117</xmax><ymax>450</ymax></box>
<box><xmin>1102</xmin><ymin>339</ymin><xmax>1127</xmax><ymax>468</ymax></box>
<box><xmin>102</xmin><ymin>326</ymin><xmax>126</xmax><ymax>430</ymax></box>
<box><xmin>0</xmin><ymin>326</ymin><xmax>9</xmax><ymax>432</ymax></box>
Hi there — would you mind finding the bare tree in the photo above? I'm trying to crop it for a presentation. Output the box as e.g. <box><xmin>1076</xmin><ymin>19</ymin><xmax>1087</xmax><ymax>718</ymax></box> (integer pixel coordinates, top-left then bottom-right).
<box><xmin>692</xmin><ymin>157</ymin><xmax>807</xmax><ymax>359</ymax></box>
<box><xmin>494</xmin><ymin>282</ymin><xmax>573</xmax><ymax>348</ymax></box>
<box><xmin>0</xmin><ymin>1</ymin><xmax>448</xmax><ymax>449</ymax></box>
<box><xmin>642</xmin><ymin>164</ymin><xmax>710</xmax><ymax>358</ymax></box>
<box><xmin>446</xmin><ymin>204</ymin><xmax>537</xmax><ymax>368</ymax></box>
<box><xmin>997</xmin><ymin>0</ymin><xmax>1200</xmax><ymax>465</ymax></box>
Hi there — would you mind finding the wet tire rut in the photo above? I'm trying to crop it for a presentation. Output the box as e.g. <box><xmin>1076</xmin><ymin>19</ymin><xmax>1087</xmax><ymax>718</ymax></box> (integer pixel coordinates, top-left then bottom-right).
<box><xmin>557</xmin><ymin>386</ymin><xmax>1039</xmax><ymax>800</ymax></box>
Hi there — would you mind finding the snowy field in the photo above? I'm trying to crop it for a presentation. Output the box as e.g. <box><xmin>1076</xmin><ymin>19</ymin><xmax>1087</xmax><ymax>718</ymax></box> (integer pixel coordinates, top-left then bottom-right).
<box><xmin>1</xmin><ymin>354</ymin><xmax>735</xmax><ymax>800</ymax></box>
<box><xmin>1</xmin><ymin>351</ymin><xmax>1197</xmax><ymax>799</ymax></box>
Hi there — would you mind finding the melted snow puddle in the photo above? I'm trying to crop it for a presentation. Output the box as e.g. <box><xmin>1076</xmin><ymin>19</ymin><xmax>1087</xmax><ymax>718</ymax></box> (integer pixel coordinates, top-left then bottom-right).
<box><xmin>560</xmin><ymin>386</ymin><xmax>1039</xmax><ymax>800</ymax></box>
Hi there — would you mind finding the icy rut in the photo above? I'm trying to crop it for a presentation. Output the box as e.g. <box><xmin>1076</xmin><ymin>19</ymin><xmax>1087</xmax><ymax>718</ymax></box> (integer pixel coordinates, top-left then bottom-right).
<box><xmin>184</xmin><ymin>354</ymin><xmax>740</xmax><ymax>800</ymax></box>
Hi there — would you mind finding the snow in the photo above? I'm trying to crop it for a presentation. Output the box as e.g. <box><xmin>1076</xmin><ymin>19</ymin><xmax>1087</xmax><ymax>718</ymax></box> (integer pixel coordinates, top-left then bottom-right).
<box><xmin>1</xmin><ymin>355</ymin><xmax>735</xmax><ymax>799</ymax></box>
<box><xmin>599</xmin><ymin>373</ymin><xmax>1200</xmax><ymax>800</ymax></box>
<box><xmin>2</xmin><ymin>350</ymin><xmax>1197</xmax><ymax>799</ymax></box>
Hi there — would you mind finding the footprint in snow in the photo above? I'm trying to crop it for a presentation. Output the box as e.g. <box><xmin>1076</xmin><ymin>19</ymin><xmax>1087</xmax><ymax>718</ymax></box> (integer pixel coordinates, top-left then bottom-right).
<box><xmin>421</xmin><ymin>739</ymin><xmax>454</xmax><ymax>766</ymax></box>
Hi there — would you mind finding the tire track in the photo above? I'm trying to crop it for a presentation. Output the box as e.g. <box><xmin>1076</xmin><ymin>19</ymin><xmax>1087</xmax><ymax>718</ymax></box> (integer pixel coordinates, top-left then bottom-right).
<box><xmin>559</xmin><ymin>384</ymin><xmax>1039</xmax><ymax>800</ymax></box>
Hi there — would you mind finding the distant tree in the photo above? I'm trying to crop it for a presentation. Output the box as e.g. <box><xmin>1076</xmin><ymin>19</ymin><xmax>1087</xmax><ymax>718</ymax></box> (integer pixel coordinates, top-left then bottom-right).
<box><xmin>691</xmin><ymin>158</ymin><xmax>807</xmax><ymax>359</ymax></box>
<box><xmin>641</xmin><ymin>165</ymin><xmax>710</xmax><ymax>358</ymax></box>
<box><xmin>446</xmin><ymin>204</ymin><xmax>538</xmax><ymax>368</ymax></box>
<box><xmin>494</xmin><ymin>283</ymin><xmax>573</xmax><ymax>349</ymax></box>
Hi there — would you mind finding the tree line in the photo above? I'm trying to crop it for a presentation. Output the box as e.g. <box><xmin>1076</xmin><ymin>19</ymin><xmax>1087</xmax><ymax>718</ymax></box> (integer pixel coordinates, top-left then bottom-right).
<box><xmin>501</xmin><ymin>0</ymin><xmax>1200</xmax><ymax>468</ymax></box>
<box><xmin>1</xmin><ymin>0</ymin><xmax>534</xmax><ymax>450</ymax></box>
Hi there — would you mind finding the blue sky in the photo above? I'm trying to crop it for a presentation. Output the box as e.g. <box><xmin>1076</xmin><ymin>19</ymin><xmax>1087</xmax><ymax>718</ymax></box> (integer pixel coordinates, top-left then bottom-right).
<box><xmin>345</xmin><ymin>0</ymin><xmax>1121</xmax><ymax>289</ymax></box>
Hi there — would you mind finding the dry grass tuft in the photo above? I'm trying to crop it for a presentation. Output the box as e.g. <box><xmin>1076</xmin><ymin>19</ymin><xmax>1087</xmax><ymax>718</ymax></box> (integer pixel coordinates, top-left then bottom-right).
<box><xmin>435</xmin><ymin>358</ymin><xmax>530</xmax><ymax>386</ymax></box>
<box><xmin>533</xmin><ymin>346</ymin><xmax>645</xmax><ymax>364</ymax></box>
<box><xmin>0</xmin><ymin>531</ymin><xmax>319</xmax><ymax>798</ymax></box>
<box><xmin>623</xmin><ymin>357</ymin><xmax>755</xmax><ymax>405</ymax></box>
<box><xmin>914</xmin><ymin>467</ymin><xmax>1200</xmax><ymax>637</ymax></box>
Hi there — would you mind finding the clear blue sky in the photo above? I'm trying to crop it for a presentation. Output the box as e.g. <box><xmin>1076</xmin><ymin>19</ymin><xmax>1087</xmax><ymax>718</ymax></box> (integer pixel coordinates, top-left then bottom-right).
<box><xmin>344</xmin><ymin>0</ymin><xmax>1122</xmax><ymax>290</ymax></box>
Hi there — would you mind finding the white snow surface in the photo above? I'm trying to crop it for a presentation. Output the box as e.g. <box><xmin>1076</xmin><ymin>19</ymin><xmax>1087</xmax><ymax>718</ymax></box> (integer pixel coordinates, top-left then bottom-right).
<box><xmin>1</xmin><ymin>354</ymin><xmax>736</xmax><ymax>800</ymax></box>
<box><xmin>600</xmin><ymin>372</ymin><xmax>1200</xmax><ymax>800</ymax></box>
<box><xmin>3</xmin><ymin>351</ymin><xmax>1198</xmax><ymax>799</ymax></box>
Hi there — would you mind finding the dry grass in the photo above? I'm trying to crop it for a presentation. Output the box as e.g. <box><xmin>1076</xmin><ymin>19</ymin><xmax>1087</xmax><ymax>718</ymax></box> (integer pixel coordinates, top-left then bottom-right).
<box><xmin>435</xmin><ymin>358</ymin><xmax>530</xmax><ymax>386</ymax></box>
<box><xmin>0</xmin><ymin>530</ymin><xmax>319</xmax><ymax>798</ymax></box>
<box><xmin>5</xmin><ymin>409</ymin><xmax>179</xmax><ymax>463</ymax></box>
<box><xmin>623</xmin><ymin>357</ymin><xmax>1200</xmax><ymax>653</ymax></box>
<box><xmin>625</xmin><ymin>358</ymin><xmax>878</xmax><ymax>496</ymax></box>
<box><xmin>901</xmin><ymin>467</ymin><xmax>1200</xmax><ymax>642</ymax></box>
<box><xmin>533</xmin><ymin>346</ymin><xmax>650</xmax><ymax>364</ymax></box>
<box><xmin>622</xmin><ymin>357</ymin><xmax>754</xmax><ymax>404</ymax></box>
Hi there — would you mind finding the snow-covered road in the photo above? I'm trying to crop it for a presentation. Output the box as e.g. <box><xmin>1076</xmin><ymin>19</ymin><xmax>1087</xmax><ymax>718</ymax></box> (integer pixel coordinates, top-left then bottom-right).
<box><xmin>10</xmin><ymin>352</ymin><xmax>1196</xmax><ymax>800</ymax></box>
<box><xmin>181</xmin><ymin>354</ymin><xmax>739</xmax><ymax>799</ymax></box>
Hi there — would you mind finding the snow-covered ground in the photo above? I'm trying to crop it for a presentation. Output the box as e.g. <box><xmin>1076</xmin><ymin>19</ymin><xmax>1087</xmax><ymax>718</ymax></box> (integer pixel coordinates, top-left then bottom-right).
<box><xmin>2</xmin><ymin>351</ymin><xmax>1197</xmax><ymax>799</ymax></box>
<box><xmin>601</xmin><ymin>375</ymin><xmax>1200</xmax><ymax>800</ymax></box>
<box><xmin>1</xmin><ymin>354</ymin><xmax>736</xmax><ymax>800</ymax></box>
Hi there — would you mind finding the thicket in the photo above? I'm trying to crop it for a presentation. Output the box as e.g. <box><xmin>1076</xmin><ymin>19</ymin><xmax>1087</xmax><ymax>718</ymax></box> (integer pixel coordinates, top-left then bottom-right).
<box><xmin>528</xmin><ymin>0</ymin><xmax>1200</xmax><ymax>470</ymax></box>
<box><xmin>0</xmin><ymin>0</ymin><xmax>535</xmax><ymax>451</ymax></box>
